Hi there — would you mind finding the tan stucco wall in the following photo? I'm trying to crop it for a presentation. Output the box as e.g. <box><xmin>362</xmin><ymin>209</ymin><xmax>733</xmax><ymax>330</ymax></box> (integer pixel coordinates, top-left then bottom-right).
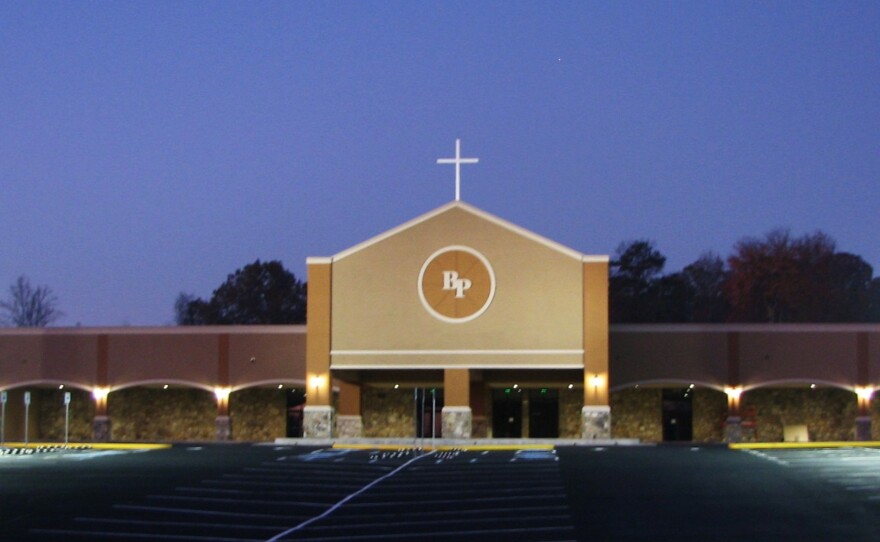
<box><xmin>330</xmin><ymin>205</ymin><xmax>585</xmax><ymax>369</ymax></box>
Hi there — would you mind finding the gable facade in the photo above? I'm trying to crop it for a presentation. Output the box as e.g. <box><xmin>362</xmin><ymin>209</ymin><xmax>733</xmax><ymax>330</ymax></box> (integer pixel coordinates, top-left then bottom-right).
<box><xmin>303</xmin><ymin>201</ymin><xmax>610</xmax><ymax>439</ymax></box>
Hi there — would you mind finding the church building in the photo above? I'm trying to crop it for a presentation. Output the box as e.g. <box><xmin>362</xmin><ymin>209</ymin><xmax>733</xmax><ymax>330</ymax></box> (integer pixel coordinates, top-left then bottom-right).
<box><xmin>0</xmin><ymin>141</ymin><xmax>878</xmax><ymax>444</ymax></box>
<box><xmin>302</xmin><ymin>199</ymin><xmax>610</xmax><ymax>440</ymax></box>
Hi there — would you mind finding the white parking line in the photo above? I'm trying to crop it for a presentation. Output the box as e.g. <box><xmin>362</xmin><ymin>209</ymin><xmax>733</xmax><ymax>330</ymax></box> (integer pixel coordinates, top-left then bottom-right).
<box><xmin>265</xmin><ymin>450</ymin><xmax>436</xmax><ymax>542</ymax></box>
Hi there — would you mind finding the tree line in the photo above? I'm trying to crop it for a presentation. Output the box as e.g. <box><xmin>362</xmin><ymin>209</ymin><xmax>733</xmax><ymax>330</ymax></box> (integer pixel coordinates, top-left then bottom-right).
<box><xmin>3</xmin><ymin>228</ymin><xmax>878</xmax><ymax>328</ymax></box>
<box><xmin>177</xmin><ymin>229</ymin><xmax>880</xmax><ymax>327</ymax></box>
<box><xmin>611</xmin><ymin>229</ymin><xmax>880</xmax><ymax>323</ymax></box>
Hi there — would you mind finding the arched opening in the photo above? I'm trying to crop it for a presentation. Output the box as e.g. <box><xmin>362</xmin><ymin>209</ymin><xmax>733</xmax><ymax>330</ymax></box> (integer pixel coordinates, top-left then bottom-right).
<box><xmin>739</xmin><ymin>383</ymin><xmax>860</xmax><ymax>442</ymax></box>
<box><xmin>0</xmin><ymin>384</ymin><xmax>93</xmax><ymax>443</ymax></box>
<box><xmin>108</xmin><ymin>384</ymin><xmax>215</xmax><ymax>442</ymax></box>
<box><xmin>229</xmin><ymin>384</ymin><xmax>305</xmax><ymax>441</ymax></box>
<box><xmin>610</xmin><ymin>381</ymin><xmax>727</xmax><ymax>443</ymax></box>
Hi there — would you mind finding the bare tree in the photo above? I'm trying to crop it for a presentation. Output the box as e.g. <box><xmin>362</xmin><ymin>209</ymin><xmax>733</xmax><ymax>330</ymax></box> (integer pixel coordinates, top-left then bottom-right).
<box><xmin>0</xmin><ymin>275</ymin><xmax>63</xmax><ymax>327</ymax></box>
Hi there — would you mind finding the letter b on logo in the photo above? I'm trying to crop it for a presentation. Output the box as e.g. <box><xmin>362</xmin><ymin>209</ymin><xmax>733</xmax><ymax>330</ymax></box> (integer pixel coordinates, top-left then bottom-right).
<box><xmin>442</xmin><ymin>271</ymin><xmax>472</xmax><ymax>298</ymax></box>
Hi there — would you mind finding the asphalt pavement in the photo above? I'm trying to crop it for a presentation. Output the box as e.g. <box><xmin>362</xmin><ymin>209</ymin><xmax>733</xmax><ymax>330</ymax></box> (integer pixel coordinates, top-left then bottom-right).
<box><xmin>2</xmin><ymin>443</ymin><xmax>880</xmax><ymax>541</ymax></box>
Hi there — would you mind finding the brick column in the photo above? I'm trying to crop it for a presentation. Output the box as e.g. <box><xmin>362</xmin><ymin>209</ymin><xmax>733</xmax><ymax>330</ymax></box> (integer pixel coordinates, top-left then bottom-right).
<box><xmin>855</xmin><ymin>333</ymin><xmax>872</xmax><ymax>441</ymax></box>
<box><xmin>582</xmin><ymin>257</ymin><xmax>610</xmax><ymax>439</ymax></box>
<box><xmin>723</xmin><ymin>332</ymin><xmax>743</xmax><ymax>443</ymax></box>
<box><xmin>215</xmin><ymin>334</ymin><xmax>232</xmax><ymax>441</ymax></box>
<box><xmin>304</xmin><ymin>258</ymin><xmax>334</xmax><ymax>438</ymax></box>
<box><xmin>336</xmin><ymin>379</ymin><xmax>363</xmax><ymax>438</ymax></box>
<box><xmin>92</xmin><ymin>334</ymin><xmax>111</xmax><ymax>442</ymax></box>
<box><xmin>442</xmin><ymin>369</ymin><xmax>472</xmax><ymax>438</ymax></box>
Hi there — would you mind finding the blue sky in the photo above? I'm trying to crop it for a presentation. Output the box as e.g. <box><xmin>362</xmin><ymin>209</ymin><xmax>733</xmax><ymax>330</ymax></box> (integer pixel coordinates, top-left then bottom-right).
<box><xmin>2</xmin><ymin>2</ymin><xmax>878</xmax><ymax>326</ymax></box>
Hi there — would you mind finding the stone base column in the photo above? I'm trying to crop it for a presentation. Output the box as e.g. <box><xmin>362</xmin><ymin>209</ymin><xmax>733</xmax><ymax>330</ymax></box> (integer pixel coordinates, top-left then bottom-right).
<box><xmin>303</xmin><ymin>405</ymin><xmax>334</xmax><ymax>438</ymax></box>
<box><xmin>215</xmin><ymin>415</ymin><xmax>232</xmax><ymax>441</ymax></box>
<box><xmin>724</xmin><ymin>416</ymin><xmax>743</xmax><ymax>443</ymax></box>
<box><xmin>581</xmin><ymin>406</ymin><xmax>610</xmax><ymax>439</ymax></box>
<box><xmin>93</xmin><ymin>416</ymin><xmax>111</xmax><ymax>442</ymax></box>
<box><xmin>856</xmin><ymin>416</ymin><xmax>872</xmax><ymax>441</ymax></box>
<box><xmin>336</xmin><ymin>415</ymin><xmax>363</xmax><ymax>438</ymax></box>
<box><xmin>441</xmin><ymin>406</ymin><xmax>472</xmax><ymax>438</ymax></box>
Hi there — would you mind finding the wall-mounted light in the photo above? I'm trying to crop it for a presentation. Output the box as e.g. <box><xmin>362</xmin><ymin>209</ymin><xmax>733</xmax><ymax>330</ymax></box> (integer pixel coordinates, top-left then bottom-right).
<box><xmin>855</xmin><ymin>386</ymin><xmax>874</xmax><ymax>412</ymax></box>
<box><xmin>214</xmin><ymin>387</ymin><xmax>231</xmax><ymax>402</ymax></box>
<box><xmin>92</xmin><ymin>387</ymin><xmax>110</xmax><ymax>413</ymax></box>
<box><xmin>309</xmin><ymin>374</ymin><xmax>326</xmax><ymax>401</ymax></box>
<box><xmin>92</xmin><ymin>387</ymin><xmax>110</xmax><ymax>402</ymax></box>
<box><xmin>724</xmin><ymin>386</ymin><xmax>743</xmax><ymax>412</ymax></box>
<box><xmin>214</xmin><ymin>387</ymin><xmax>231</xmax><ymax>415</ymax></box>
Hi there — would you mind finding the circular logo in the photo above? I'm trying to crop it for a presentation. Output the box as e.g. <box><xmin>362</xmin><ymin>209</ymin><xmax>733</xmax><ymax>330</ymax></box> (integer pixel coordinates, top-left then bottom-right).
<box><xmin>418</xmin><ymin>246</ymin><xmax>495</xmax><ymax>323</ymax></box>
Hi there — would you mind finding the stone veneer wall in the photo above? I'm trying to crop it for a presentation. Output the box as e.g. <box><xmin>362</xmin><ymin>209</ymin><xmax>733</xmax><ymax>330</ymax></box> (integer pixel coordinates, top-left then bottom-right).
<box><xmin>692</xmin><ymin>389</ymin><xmax>727</xmax><ymax>442</ymax></box>
<box><xmin>740</xmin><ymin>388</ymin><xmax>859</xmax><ymax>442</ymax></box>
<box><xmin>229</xmin><ymin>388</ymin><xmax>287</xmax><ymax>441</ymax></box>
<box><xmin>362</xmin><ymin>387</ymin><xmax>415</xmax><ymax>438</ymax></box>
<box><xmin>610</xmin><ymin>388</ymin><xmax>663</xmax><ymax>442</ymax></box>
<box><xmin>472</xmin><ymin>415</ymin><xmax>488</xmax><ymax>438</ymax></box>
<box><xmin>559</xmin><ymin>388</ymin><xmax>582</xmax><ymax>438</ymax></box>
<box><xmin>29</xmin><ymin>385</ymin><xmax>876</xmax><ymax>443</ymax></box>
<box><xmin>108</xmin><ymin>388</ymin><xmax>215</xmax><ymax>441</ymax></box>
<box><xmin>36</xmin><ymin>388</ymin><xmax>94</xmax><ymax>441</ymax></box>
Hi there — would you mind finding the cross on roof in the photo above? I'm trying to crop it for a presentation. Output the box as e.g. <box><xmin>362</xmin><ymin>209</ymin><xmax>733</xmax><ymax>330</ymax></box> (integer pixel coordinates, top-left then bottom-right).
<box><xmin>436</xmin><ymin>139</ymin><xmax>479</xmax><ymax>201</ymax></box>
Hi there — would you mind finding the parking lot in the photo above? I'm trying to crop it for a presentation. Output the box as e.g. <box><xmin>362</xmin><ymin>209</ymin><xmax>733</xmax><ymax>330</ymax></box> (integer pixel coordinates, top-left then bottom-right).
<box><xmin>2</xmin><ymin>443</ymin><xmax>880</xmax><ymax>541</ymax></box>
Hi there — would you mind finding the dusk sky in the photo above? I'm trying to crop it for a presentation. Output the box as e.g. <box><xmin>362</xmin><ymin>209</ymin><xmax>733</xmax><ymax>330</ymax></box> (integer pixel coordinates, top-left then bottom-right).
<box><xmin>2</xmin><ymin>2</ymin><xmax>878</xmax><ymax>326</ymax></box>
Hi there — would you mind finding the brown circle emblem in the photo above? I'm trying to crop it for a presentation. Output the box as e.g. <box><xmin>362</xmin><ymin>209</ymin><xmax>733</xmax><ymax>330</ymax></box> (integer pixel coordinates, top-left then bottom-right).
<box><xmin>418</xmin><ymin>246</ymin><xmax>495</xmax><ymax>323</ymax></box>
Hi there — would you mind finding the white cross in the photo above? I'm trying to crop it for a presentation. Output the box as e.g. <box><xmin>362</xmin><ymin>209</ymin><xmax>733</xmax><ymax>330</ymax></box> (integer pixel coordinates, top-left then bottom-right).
<box><xmin>437</xmin><ymin>139</ymin><xmax>479</xmax><ymax>201</ymax></box>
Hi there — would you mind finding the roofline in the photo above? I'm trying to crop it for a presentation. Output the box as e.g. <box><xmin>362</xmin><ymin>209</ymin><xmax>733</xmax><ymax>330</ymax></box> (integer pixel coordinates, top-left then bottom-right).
<box><xmin>3</xmin><ymin>323</ymin><xmax>876</xmax><ymax>337</ymax></box>
<box><xmin>611</xmin><ymin>323</ymin><xmax>880</xmax><ymax>333</ymax></box>
<box><xmin>582</xmin><ymin>255</ymin><xmax>610</xmax><ymax>263</ymax></box>
<box><xmin>0</xmin><ymin>325</ymin><xmax>307</xmax><ymax>337</ymax></box>
<box><xmin>329</xmin><ymin>200</ymin><xmax>589</xmax><ymax>262</ymax></box>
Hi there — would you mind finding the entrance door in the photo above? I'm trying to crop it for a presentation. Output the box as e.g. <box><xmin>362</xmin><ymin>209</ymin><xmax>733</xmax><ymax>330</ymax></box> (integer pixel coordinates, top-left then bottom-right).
<box><xmin>415</xmin><ymin>388</ymin><xmax>443</xmax><ymax>438</ymax></box>
<box><xmin>528</xmin><ymin>388</ymin><xmax>559</xmax><ymax>438</ymax></box>
<box><xmin>492</xmin><ymin>388</ymin><xmax>522</xmax><ymax>438</ymax></box>
<box><xmin>662</xmin><ymin>388</ymin><xmax>693</xmax><ymax>441</ymax></box>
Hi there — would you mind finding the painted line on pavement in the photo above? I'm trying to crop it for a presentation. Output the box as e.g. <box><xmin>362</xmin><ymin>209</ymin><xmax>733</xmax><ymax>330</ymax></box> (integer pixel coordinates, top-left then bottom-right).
<box><xmin>265</xmin><ymin>449</ymin><xmax>436</xmax><ymax>542</ymax></box>
<box><xmin>730</xmin><ymin>441</ymin><xmax>880</xmax><ymax>450</ymax></box>
<box><xmin>2</xmin><ymin>441</ymin><xmax>170</xmax><ymax>450</ymax></box>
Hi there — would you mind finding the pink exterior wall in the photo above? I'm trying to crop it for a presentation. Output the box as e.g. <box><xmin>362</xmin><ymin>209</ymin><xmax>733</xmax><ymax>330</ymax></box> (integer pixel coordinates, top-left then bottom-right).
<box><xmin>611</xmin><ymin>324</ymin><xmax>880</xmax><ymax>391</ymax></box>
<box><xmin>1</xmin><ymin>324</ymin><xmax>878</xmax><ymax>394</ymax></box>
<box><xmin>0</xmin><ymin>326</ymin><xmax>306</xmax><ymax>392</ymax></box>
<box><xmin>610</xmin><ymin>326</ymin><xmax>728</xmax><ymax>389</ymax></box>
<box><xmin>228</xmin><ymin>330</ymin><xmax>306</xmax><ymax>389</ymax></box>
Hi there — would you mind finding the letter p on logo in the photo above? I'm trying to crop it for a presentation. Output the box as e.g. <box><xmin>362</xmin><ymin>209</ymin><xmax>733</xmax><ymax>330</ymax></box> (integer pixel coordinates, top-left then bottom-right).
<box><xmin>442</xmin><ymin>271</ymin><xmax>472</xmax><ymax>298</ymax></box>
